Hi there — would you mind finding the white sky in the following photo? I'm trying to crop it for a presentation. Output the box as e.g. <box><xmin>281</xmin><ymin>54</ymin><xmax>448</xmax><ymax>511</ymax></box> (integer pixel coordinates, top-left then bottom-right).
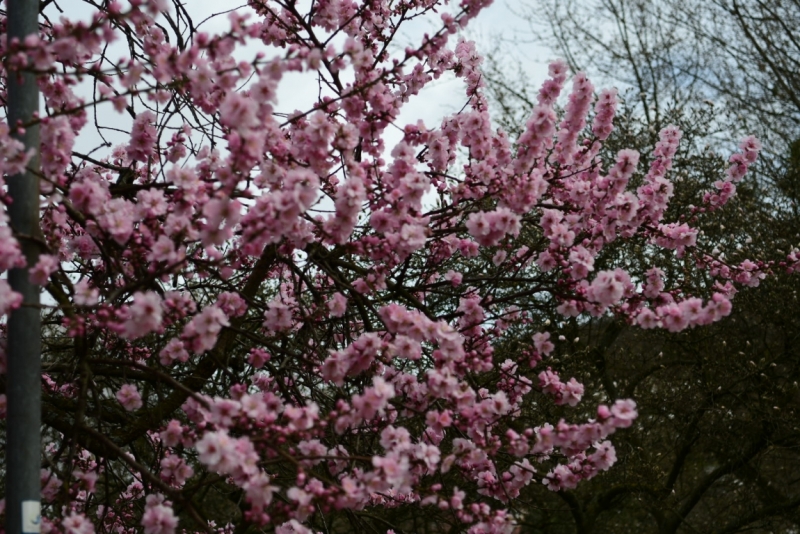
<box><xmin>52</xmin><ymin>0</ymin><xmax>555</xmax><ymax>158</ymax></box>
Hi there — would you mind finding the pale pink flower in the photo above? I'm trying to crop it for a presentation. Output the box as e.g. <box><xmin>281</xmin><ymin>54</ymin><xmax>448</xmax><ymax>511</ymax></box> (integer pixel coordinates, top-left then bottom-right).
<box><xmin>127</xmin><ymin>111</ymin><xmax>157</xmax><ymax>162</ymax></box>
<box><xmin>160</xmin><ymin>420</ymin><xmax>184</xmax><ymax>447</ymax></box>
<box><xmin>159</xmin><ymin>338</ymin><xmax>189</xmax><ymax>366</ymax></box>
<box><xmin>141</xmin><ymin>494</ymin><xmax>178</xmax><ymax>534</ymax></box>
<box><xmin>207</xmin><ymin>397</ymin><xmax>241</xmax><ymax>427</ymax></box>
<box><xmin>123</xmin><ymin>291</ymin><xmax>163</xmax><ymax>339</ymax></box>
<box><xmin>148</xmin><ymin>235</ymin><xmax>180</xmax><ymax>264</ymax></box>
<box><xmin>533</xmin><ymin>332</ymin><xmax>554</xmax><ymax>355</ymax></box>
<box><xmin>610</xmin><ymin>399</ymin><xmax>637</xmax><ymax>428</ymax></box>
<box><xmin>183</xmin><ymin>305</ymin><xmax>229</xmax><ymax>354</ymax></box>
<box><xmin>590</xmin><ymin>441</ymin><xmax>617</xmax><ymax>470</ymax></box>
<box><xmin>62</xmin><ymin>512</ymin><xmax>94</xmax><ymax>534</ymax></box>
<box><xmin>275</xmin><ymin>520</ymin><xmax>313</xmax><ymax>534</ymax></box>
<box><xmin>327</xmin><ymin>292</ymin><xmax>347</xmax><ymax>317</ymax></box>
<box><xmin>29</xmin><ymin>254</ymin><xmax>58</xmax><ymax>286</ymax></box>
<box><xmin>96</xmin><ymin>198</ymin><xmax>135</xmax><ymax>245</ymax></box>
<box><xmin>444</xmin><ymin>270</ymin><xmax>463</xmax><ymax>286</ymax></box>
<box><xmin>195</xmin><ymin>430</ymin><xmax>235</xmax><ymax>470</ymax></box>
<box><xmin>219</xmin><ymin>92</ymin><xmax>258</xmax><ymax>132</ymax></box>
<box><xmin>201</xmin><ymin>197</ymin><xmax>243</xmax><ymax>247</ymax></box>
<box><xmin>116</xmin><ymin>384</ymin><xmax>143</xmax><ymax>411</ymax></box>
<box><xmin>587</xmin><ymin>270</ymin><xmax>625</xmax><ymax>308</ymax></box>
<box><xmin>636</xmin><ymin>308</ymin><xmax>660</xmax><ymax>329</ymax></box>
<box><xmin>69</xmin><ymin>179</ymin><xmax>110</xmax><ymax>216</ymax></box>
<box><xmin>536</xmin><ymin>250</ymin><xmax>557</xmax><ymax>271</ymax></box>
<box><xmin>166</xmin><ymin>166</ymin><xmax>199</xmax><ymax>189</ymax></box>
<box><xmin>73</xmin><ymin>280</ymin><xmax>99</xmax><ymax>306</ymax></box>
<box><xmin>263</xmin><ymin>299</ymin><xmax>293</xmax><ymax>332</ymax></box>
<box><xmin>247</xmin><ymin>348</ymin><xmax>270</xmax><ymax>368</ymax></box>
<box><xmin>136</xmin><ymin>189</ymin><xmax>168</xmax><ymax>219</ymax></box>
<box><xmin>160</xmin><ymin>455</ymin><xmax>193</xmax><ymax>486</ymax></box>
<box><xmin>217</xmin><ymin>291</ymin><xmax>247</xmax><ymax>317</ymax></box>
<box><xmin>41</xmin><ymin>116</ymin><xmax>75</xmax><ymax>179</ymax></box>
<box><xmin>244</xmin><ymin>471</ymin><xmax>277</xmax><ymax>508</ymax></box>
<box><xmin>0</xmin><ymin>227</ymin><xmax>24</xmax><ymax>272</ymax></box>
<box><xmin>562</xmin><ymin>378</ymin><xmax>584</xmax><ymax>407</ymax></box>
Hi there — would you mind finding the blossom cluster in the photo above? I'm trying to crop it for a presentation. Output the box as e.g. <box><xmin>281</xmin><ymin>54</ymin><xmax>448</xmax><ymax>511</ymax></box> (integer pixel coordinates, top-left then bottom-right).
<box><xmin>0</xmin><ymin>0</ymin><xmax>771</xmax><ymax>533</ymax></box>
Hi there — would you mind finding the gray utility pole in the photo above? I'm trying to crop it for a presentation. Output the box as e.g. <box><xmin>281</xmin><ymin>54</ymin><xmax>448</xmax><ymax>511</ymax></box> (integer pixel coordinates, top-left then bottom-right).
<box><xmin>5</xmin><ymin>0</ymin><xmax>41</xmax><ymax>533</ymax></box>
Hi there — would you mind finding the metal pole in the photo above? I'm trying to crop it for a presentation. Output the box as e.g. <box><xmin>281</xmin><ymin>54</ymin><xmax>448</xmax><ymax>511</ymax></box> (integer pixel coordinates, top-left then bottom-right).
<box><xmin>5</xmin><ymin>0</ymin><xmax>41</xmax><ymax>533</ymax></box>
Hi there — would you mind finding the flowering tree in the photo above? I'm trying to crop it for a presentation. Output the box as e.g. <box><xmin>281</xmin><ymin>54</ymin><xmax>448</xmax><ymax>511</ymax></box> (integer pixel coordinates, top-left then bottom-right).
<box><xmin>481</xmin><ymin>2</ymin><xmax>800</xmax><ymax>530</ymax></box>
<box><xmin>0</xmin><ymin>0</ymin><xmax>774</xmax><ymax>533</ymax></box>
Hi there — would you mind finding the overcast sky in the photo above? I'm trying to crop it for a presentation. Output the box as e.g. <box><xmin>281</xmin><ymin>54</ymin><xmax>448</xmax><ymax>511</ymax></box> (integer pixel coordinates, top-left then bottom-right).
<box><xmin>56</xmin><ymin>0</ymin><xmax>555</xmax><ymax>159</ymax></box>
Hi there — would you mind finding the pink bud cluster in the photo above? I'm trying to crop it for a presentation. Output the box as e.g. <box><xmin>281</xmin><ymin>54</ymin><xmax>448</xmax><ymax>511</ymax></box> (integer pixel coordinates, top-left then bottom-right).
<box><xmin>704</xmin><ymin>135</ymin><xmax>762</xmax><ymax>209</ymax></box>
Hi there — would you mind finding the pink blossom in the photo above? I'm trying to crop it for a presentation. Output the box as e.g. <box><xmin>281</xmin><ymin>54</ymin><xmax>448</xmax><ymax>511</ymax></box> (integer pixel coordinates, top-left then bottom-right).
<box><xmin>533</xmin><ymin>332</ymin><xmax>554</xmax><ymax>355</ymax></box>
<box><xmin>637</xmin><ymin>308</ymin><xmax>660</xmax><ymax>329</ymax></box>
<box><xmin>123</xmin><ymin>291</ymin><xmax>163</xmax><ymax>339</ymax></box>
<box><xmin>592</xmin><ymin>88</ymin><xmax>617</xmax><ymax>140</ymax></box>
<box><xmin>41</xmin><ymin>468</ymin><xmax>62</xmax><ymax>500</ymax></box>
<box><xmin>610</xmin><ymin>399</ymin><xmax>638</xmax><ymax>428</ymax></box>
<box><xmin>69</xmin><ymin>178</ymin><xmax>110</xmax><ymax>216</ymax></box>
<box><xmin>96</xmin><ymin>198</ymin><xmax>135</xmax><ymax>245</ymax></box>
<box><xmin>327</xmin><ymin>292</ymin><xmax>347</xmax><ymax>317</ymax></box>
<box><xmin>73</xmin><ymin>280</ymin><xmax>99</xmax><ymax>306</ymax></box>
<box><xmin>659</xmin><ymin>303</ymin><xmax>689</xmax><ymax>332</ymax></box>
<box><xmin>276</xmin><ymin>520</ymin><xmax>314</xmax><ymax>534</ymax></box>
<box><xmin>587</xmin><ymin>270</ymin><xmax>626</xmax><ymax>308</ymax></box>
<box><xmin>0</xmin><ymin>227</ymin><xmax>24</xmax><ymax>272</ymax></box>
<box><xmin>536</xmin><ymin>250</ymin><xmax>557</xmax><ymax>271</ymax></box>
<box><xmin>217</xmin><ymin>291</ymin><xmax>248</xmax><ymax>317</ymax></box>
<box><xmin>160</xmin><ymin>419</ymin><xmax>184</xmax><ymax>447</ymax></box>
<box><xmin>166</xmin><ymin>165</ymin><xmax>199</xmax><ymax>189</ymax></box>
<box><xmin>372</xmin><ymin>453</ymin><xmax>411</xmax><ymax>489</ymax></box>
<box><xmin>195</xmin><ymin>430</ymin><xmax>235</xmax><ymax>471</ymax></box>
<box><xmin>284</xmin><ymin>402</ymin><xmax>319</xmax><ymax>432</ymax></box>
<box><xmin>201</xmin><ymin>197</ymin><xmax>243</xmax><ymax>247</ymax></box>
<box><xmin>643</xmin><ymin>267</ymin><xmax>665</xmax><ymax>298</ymax></box>
<box><xmin>248</xmin><ymin>348</ymin><xmax>270</xmax><ymax>368</ymax></box>
<box><xmin>0</xmin><ymin>123</ymin><xmax>30</xmax><ymax>176</ymax></box>
<box><xmin>136</xmin><ymin>189</ymin><xmax>168</xmax><ymax>219</ymax></box>
<box><xmin>219</xmin><ymin>92</ymin><xmax>258</xmax><ymax>132</ymax></box>
<box><xmin>562</xmin><ymin>378</ymin><xmax>584</xmax><ymax>407</ymax></box>
<box><xmin>41</xmin><ymin>116</ymin><xmax>75</xmax><ymax>180</ymax></box>
<box><xmin>160</xmin><ymin>455</ymin><xmax>193</xmax><ymax>486</ymax></box>
<box><xmin>116</xmin><ymin>384</ymin><xmax>143</xmax><ymax>411</ymax></box>
<box><xmin>466</xmin><ymin>207</ymin><xmax>521</xmax><ymax>247</ymax></box>
<box><xmin>444</xmin><ymin>270</ymin><xmax>463</xmax><ymax>286</ymax></box>
<box><xmin>147</xmin><ymin>235</ymin><xmax>181</xmax><ymax>264</ymax></box>
<box><xmin>568</xmin><ymin>246</ymin><xmax>595</xmax><ymax>279</ymax></box>
<box><xmin>62</xmin><ymin>512</ymin><xmax>94</xmax><ymax>534</ymax></box>
<box><xmin>590</xmin><ymin>441</ymin><xmax>617</xmax><ymax>470</ymax></box>
<box><xmin>141</xmin><ymin>494</ymin><xmax>178</xmax><ymax>534</ymax></box>
<box><xmin>159</xmin><ymin>338</ymin><xmax>189</xmax><ymax>366</ymax></box>
<box><xmin>127</xmin><ymin>111</ymin><xmax>157</xmax><ymax>162</ymax></box>
<box><xmin>29</xmin><ymin>254</ymin><xmax>58</xmax><ymax>286</ymax></box>
<box><xmin>182</xmin><ymin>305</ymin><xmax>229</xmax><ymax>354</ymax></box>
<box><xmin>263</xmin><ymin>298</ymin><xmax>293</xmax><ymax>332</ymax></box>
